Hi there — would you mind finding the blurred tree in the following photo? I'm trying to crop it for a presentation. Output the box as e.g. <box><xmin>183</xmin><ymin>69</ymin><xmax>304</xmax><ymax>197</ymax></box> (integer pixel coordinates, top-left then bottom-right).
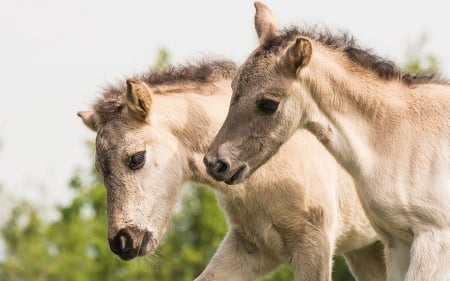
<box><xmin>0</xmin><ymin>146</ymin><xmax>228</xmax><ymax>281</ymax></box>
<box><xmin>154</xmin><ymin>48</ymin><xmax>170</xmax><ymax>70</ymax></box>
<box><xmin>0</xmin><ymin>146</ymin><xmax>292</xmax><ymax>281</ymax></box>
<box><xmin>402</xmin><ymin>33</ymin><xmax>439</xmax><ymax>73</ymax></box>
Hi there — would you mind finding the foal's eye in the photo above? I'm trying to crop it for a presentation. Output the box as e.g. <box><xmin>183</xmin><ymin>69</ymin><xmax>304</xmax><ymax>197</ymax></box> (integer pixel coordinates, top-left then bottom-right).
<box><xmin>128</xmin><ymin>151</ymin><xmax>146</xmax><ymax>170</ymax></box>
<box><xmin>257</xmin><ymin>98</ymin><xmax>279</xmax><ymax>114</ymax></box>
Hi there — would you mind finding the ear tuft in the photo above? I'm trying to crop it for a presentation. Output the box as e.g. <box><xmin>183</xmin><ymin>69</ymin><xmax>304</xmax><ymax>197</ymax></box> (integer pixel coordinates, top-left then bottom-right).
<box><xmin>126</xmin><ymin>79</ymin><xmax>152</xmax><ymax>123</ymax></box>
<box><xmin>254</xmin><ymin>1</ymin><xmax>279</xmax><ymax>44</ymax></box>
<box><xmin>77</xmin><ymin>111</ymin><xmax>99</xmax><ymax>132</ymax></box>
<box><xmin>281</xmin><ymin>36</ymin><xmax>313</xmax><ymax>77</ymax></box>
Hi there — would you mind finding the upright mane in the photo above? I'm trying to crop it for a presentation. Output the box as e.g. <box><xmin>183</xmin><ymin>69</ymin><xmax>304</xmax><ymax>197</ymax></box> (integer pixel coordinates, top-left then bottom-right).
<box><xmin>92</xmin><ymin>59</ymin><xmax>237</xmax><ymax>121</ymax></box>
<box><xmin>260</xmin><ymin>26</ymin><xmax>445</xmax><ymax>85</ymax></box>
<box><xmin>141</xmin><ymin>59</ymin><xmax>237</xmax><ymax>85</ymax></box>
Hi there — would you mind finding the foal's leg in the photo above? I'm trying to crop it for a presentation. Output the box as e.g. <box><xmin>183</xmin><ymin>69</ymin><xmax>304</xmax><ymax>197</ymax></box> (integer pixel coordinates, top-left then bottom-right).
<box><xmin>384</xmin><ymin>237</ymin><xmax>410</xmax><ymax>281</ymax></box>
<box><xmin>281</xmin><ymin>221</ymin><xmax>332</xmax><ymax>281</ymax></box>
<box><xmin>405</xmin><ymin>229</ymin><xmax>450</xmax><ymax>281</ymax></box>
<box><xmin>194</xmin><ymin>229</ymin><xmax>279</xmax><ymax>281</ymax></box>
<box><xmin>343</xmin><ymin>241</ymin><xmax>387</xmax><ymax>281</ymax></box>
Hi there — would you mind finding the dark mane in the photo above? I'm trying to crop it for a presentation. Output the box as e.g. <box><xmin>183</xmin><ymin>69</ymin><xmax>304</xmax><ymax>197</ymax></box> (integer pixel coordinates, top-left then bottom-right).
<box><xmin>260</xmin><ymin>26</ymin><xmax>446</xmax><ymax>85</ymax></box>
<box><xmin>93</xmin><ymin>59</ymin><xmax>237</xmax><ymax>121</ymax></box>
<box><xmin>140</xmin><ymin>59</ymin><xmax>237</xmax><ymax>85</ymax></box>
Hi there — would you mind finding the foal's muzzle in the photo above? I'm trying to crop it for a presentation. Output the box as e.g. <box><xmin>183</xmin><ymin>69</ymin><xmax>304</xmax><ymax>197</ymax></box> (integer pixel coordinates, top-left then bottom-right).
<box><xmin>203</xmin><ymin>154</ymin><xmax>249</xmax><ymax>185</ymax></box>
<box><xmin>203</xmin><ymin>155</ymin><xmax>230</xmax><ymax>179</ymax></box>
<box><xmin>108</xmin><ymin>226</ymin><xmax>153</xmax><ymax>260</ymax></box>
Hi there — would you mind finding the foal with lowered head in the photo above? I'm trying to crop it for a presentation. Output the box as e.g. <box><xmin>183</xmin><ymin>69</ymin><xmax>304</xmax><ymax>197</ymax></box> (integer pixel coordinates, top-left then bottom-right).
<box><xmin>79</xmin><ymin>60</ymin><xmax>385</xmax><ymax>280</ymax></box>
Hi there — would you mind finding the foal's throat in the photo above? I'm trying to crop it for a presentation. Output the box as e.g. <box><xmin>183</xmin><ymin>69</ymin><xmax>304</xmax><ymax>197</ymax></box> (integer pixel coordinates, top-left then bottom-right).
<box><xmin>301</xmin><ymin>66</ymin><xmax>393</xmax><ymax>176</ymax></box>
<box><xmin>158</xmin><ymin>90</ymin><xmax>231</xmax><ymax>177</ymax></box>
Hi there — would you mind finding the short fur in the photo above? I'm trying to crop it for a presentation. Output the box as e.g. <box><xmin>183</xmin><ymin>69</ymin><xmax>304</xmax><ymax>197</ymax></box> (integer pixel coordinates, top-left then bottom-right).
<box><xmin>257</xmin><ymin>26</ymin><xmax>445</xmax><ymax>85</ymax></box>
<box><xmin>93</xmin><ymin>59</ymin><xmax>237</xmax><ymax>122</ymax></box>
<box><xmin>205</xmin><ymin>2</ymin><xmax>450</xmax><ymax>280</ymax></box>
<box><xmin>79</xmin><ymin>60</ymin><xmax>386</xmax><ymax>280</ymax></box>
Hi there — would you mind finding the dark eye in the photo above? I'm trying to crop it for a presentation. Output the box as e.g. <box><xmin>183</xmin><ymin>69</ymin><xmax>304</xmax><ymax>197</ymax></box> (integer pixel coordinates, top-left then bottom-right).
<box><xmin>257</xmin><ymin>98</ymin><xmax>279</xmax><ymax>114</ymax></box>
<box><xmin>128</xmin><ymin>151</ymin><xmax>146</xmax><ymax>170</ymax></box>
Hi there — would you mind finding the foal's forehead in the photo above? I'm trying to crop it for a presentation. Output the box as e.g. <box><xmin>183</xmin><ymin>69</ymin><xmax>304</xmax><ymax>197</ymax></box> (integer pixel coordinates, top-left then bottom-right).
<box><xmin>232</xmin><ymin>49</ymin><xmax>280</xmax><ymax>97</ymax></box>
<box><xmin>95</xmin><ymin>127</ymin><xmax>123</xmax><ymax>153</ymax></box>
<box><xmin>96</xmin><ymin>119</ymin><xmax>137</xmax><ymax>149</ymax></box>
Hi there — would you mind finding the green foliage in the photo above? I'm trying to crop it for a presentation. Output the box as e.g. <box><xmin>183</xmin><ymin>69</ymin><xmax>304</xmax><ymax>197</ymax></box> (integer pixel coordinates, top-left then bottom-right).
<box><xmin>402</xmin><ymin>33</ymin><xmax>439</xmax><ymax>73</ymax></box>
<box><xmin>0</xmin><ymin>145</ymin><xmax>355</xmax><ymax>280</ymax></box>
<box><xmin>332</xmin><ymin>257</ymin><xmax>355</xmax><ymax>281</ymax></box>
<box><xmin>0</xmin><ymin>161</ymin><xmax>294</xmax><ymax>280</ymax></box>
<box><xmin>154</xmin><ymin>48</ymin><xmax>170</xmax><ymax>70</ymax></box>
<box><xmin>0</xmin><ymin>162</ymin><xmax>227</xmax><ymax>281</ymax></box>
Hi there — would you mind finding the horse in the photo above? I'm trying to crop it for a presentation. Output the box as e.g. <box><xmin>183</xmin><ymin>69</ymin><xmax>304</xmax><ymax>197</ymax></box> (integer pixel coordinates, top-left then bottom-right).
<box><xmin>78</xmin><ymin>59</ymin><xmax>386</xmax><ymax>281</ymax></box>
<box><xmin>204</xmin><ymin>2</ymin><xmax>450</xmax><ymax>280</ymax></box>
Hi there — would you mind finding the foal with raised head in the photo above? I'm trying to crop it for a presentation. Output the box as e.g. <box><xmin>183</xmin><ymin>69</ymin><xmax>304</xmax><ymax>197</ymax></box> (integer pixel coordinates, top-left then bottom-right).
<box><xmin>205</xmin><ymin>2</ymin><xmax>450</xmax><ymax>280</ymax></box>
<box><xmin>79</xmin><ymin>60</ymin><xmax>385</xmax><ymax>280</ymax></box>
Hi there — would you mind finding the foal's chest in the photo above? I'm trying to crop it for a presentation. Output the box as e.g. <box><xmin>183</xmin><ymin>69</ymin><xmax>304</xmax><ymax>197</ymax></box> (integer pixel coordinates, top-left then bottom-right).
<box><xmin>356</xmin><ymin>179</ymin><xmax>414</xmax><ymax>242</ymax></box>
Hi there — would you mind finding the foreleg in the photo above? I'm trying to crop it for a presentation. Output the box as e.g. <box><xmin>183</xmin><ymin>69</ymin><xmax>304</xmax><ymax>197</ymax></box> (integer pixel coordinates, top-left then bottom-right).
<box><xmin>383</xmin><ymin>237</ymin><xmax>410</xmax><ymax>281</ymax></box>
<box><xmin>278</xmin><ymin>220</ymin><xmax>333</xmax><ymax>281</ymax></box>
<box><xmin>405</xmin><ymin>229</ymin><xmax>450</xmax><ymax>281</ymax></box>
<box><xmin>194</xmin><ymin>229</ymin><xmax>279</xmax><ymax>281</ymax></box>
<box><xmin>343</xmin><ymin>240</ymin><xmax>387</xmax><ymax>281</ymax></box>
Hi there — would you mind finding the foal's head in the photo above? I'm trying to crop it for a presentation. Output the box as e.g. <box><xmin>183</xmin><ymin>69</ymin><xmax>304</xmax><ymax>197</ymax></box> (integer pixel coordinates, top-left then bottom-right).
<box><xmin>204</xmin><ymin>2</ymin><xmax>310</xmax><ymax>184</ymax></box>
<box><xmin>79</xmin><ymin>59</ymin><xmax>237</xmax><ymax>260</ymax></box>
<box><xmin>78</xmin><ymin>80</ymin><xmax>184</xmax><ymax>260</ymax></box>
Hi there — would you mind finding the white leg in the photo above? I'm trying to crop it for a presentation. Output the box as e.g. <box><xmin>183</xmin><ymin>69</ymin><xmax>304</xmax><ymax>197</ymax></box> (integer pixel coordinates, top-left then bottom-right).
<box><xmin>384</xmin><ymin>237</ymin><xmax>410</xmax><ymax>281</ymax></box>
<box><xmin>405</xmin><ymin>229</ymin><xmax>450</xmax><ymax>281</ymax></box>
<box><xmin>194</xmin><ymin>229</ymin><xmax>279</xmax><ymax>281</ymax></box>
<box><xmin>343</xmin><ymin>241</ymin><xmax>387</xmax><ymax>281</ymax></box>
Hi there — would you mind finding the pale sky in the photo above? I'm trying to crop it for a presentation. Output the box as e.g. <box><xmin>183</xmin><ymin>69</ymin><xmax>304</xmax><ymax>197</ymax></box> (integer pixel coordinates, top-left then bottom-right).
<box><xmin>0</xmin><ymin>0</ymin><xmax>449</xmax><ymax>210</ymax></box>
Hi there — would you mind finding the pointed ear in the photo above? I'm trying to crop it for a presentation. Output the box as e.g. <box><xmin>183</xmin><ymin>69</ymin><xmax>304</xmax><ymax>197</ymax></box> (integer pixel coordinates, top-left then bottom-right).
<box><xmin>126</xmin><ymin>79</ymin><xmax>152</xmax><ymax>123</ymax></box>
<box><xmin>280</xmin><ymin>36</ymin><xmax>312</xmax><ymax>77</ymax></box>
<box><xmin>77</xmin><ymin>111</ymin><xmax>99</xmax><ymax>132</ymax></box>
<box><xmin>254</xmin><ymin>2</ymin><xmax>279</xmax><ymax>44</ymax></box>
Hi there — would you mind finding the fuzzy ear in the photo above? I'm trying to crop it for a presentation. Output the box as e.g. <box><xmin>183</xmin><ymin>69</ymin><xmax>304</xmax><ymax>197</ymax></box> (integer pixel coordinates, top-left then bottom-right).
<box><xmin>77</xmin><ymin>111</ymin><xmax>99</xmax><ymax>132</ymax></box>
<box><xmin>126</xmin><ymin>79</ymin><xmax>152</xmax><ymax>123</ymax></box>
<box><xmin>254</xmin><ymin>2</ymin><xmax>279</xmax><ymax>44</ymax></box>
<box><xmin>280</xmin><ymin>36</ymin><xmax>312</xmax><ymax>77</ymax></box>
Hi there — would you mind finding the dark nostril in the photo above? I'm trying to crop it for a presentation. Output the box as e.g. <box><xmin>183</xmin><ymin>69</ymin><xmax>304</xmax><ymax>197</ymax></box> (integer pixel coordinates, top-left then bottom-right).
<box><xmin>213</xmin><ymin>159</ymin><xmax>229</xmax><ymax>174</ymax></box>
<box><xmin>109</xmin><ymin>227</ymin><xmax>152</xmax><ymax>260</ymax></box>
<box><xmin>109</xmin><ymin>229</ymin><xmax>133</xmax><ymax>256</ymax></box>
<box><xmin>139</xmin><ymin>231</ymin><xmax>152</xmax><ymax>255</ymax></box>
<box><xmin>204</xmin><ymin>155</ymin><xmax>230</xmax><ymax>178</ymax></box>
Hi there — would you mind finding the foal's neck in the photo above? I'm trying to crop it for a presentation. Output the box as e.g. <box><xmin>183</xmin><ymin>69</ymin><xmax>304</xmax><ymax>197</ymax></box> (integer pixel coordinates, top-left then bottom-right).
<box><xmin>156</xmin><ymin>83</ymin><xmax>236</xmax><ymax>190</ymax></box>
<box><xmin>301</xmin><ymin>50</ymin><xmax>405</xmax><ymax>176</ymax></box>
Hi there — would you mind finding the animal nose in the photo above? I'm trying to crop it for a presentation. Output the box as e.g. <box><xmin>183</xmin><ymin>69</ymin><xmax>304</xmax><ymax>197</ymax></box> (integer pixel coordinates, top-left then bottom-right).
<box><xmin>108</xmin><ymin>227</ymin><xmax>152</xmax><ymax>260</ymax></box>
<box><xmin>203</xmin><ymin>155</ymin><xmax>230</xmax><ymax>180</ymax></box>
<box><xmin>109</xmin><ymin>228</ymin><xmax>133</xmax><ymax>259</ymax></box>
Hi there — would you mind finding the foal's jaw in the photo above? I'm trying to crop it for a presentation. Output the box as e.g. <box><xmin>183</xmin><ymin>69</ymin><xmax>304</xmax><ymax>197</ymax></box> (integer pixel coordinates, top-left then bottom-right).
<box><xmin>225</xmin><ymin>164</ymin><xmax>249</xmax><ymax>185</ymax></box>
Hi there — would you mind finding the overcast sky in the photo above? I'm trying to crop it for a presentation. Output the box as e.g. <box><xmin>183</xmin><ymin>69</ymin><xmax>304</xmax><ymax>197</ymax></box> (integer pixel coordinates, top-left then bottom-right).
<box><xmin>0</xmin><ymin>0</ymin><xmax>449</xmax><ymax>209</ymax></box>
